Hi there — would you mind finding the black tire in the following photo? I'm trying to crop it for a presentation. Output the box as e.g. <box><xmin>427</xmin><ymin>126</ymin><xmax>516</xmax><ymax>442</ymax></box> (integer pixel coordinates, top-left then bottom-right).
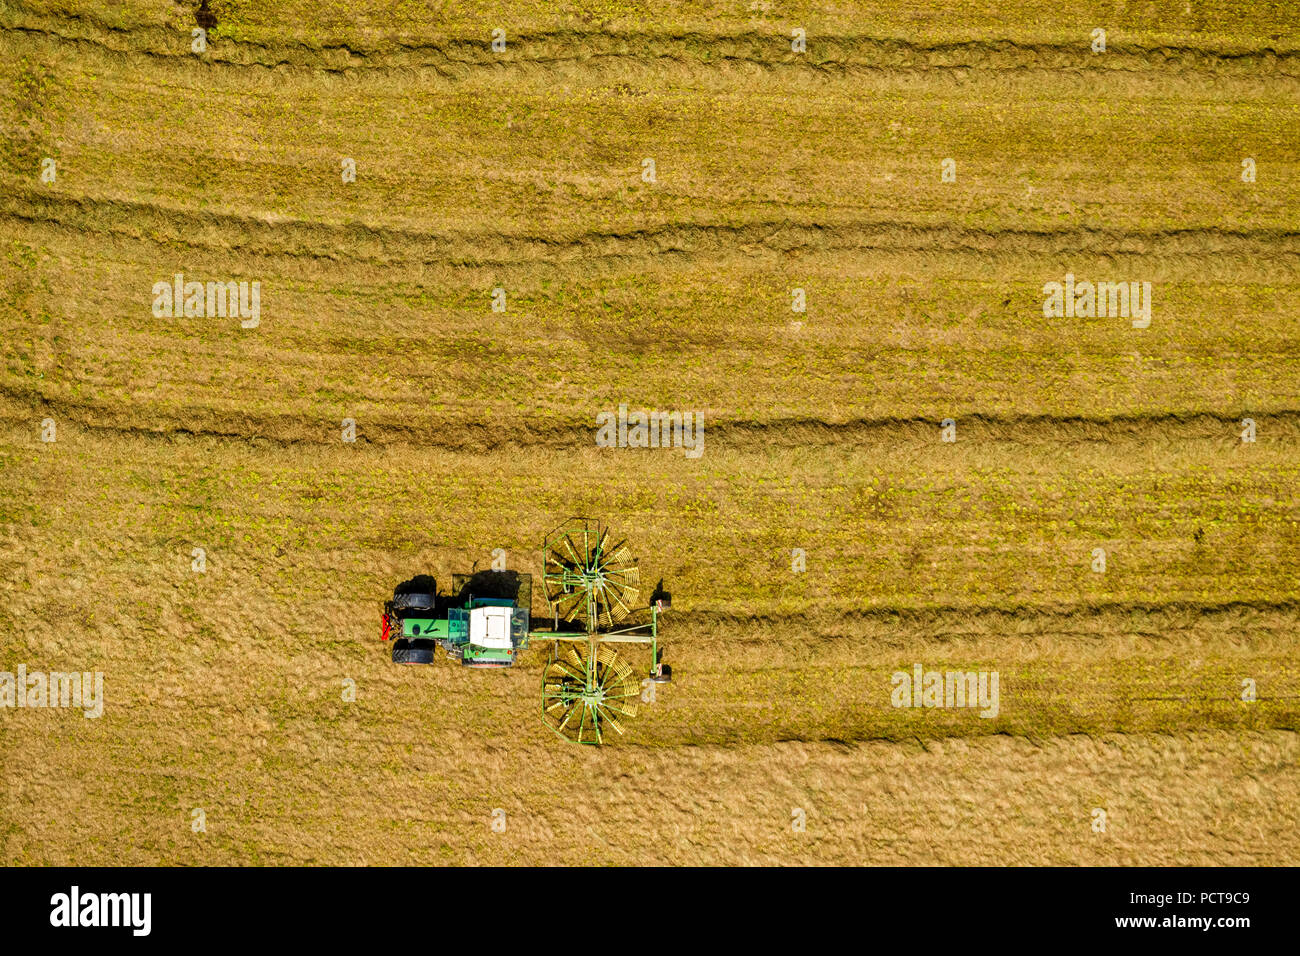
<box><xmin>653</xmin><ymin>663</ymin><xmax>672</xmax><ymax>683</ymax></box>
<box><xmin>392</xmin><ymin>592</ymin><xmax>435</xmax><ymax>612</ymax></box>
<box><xmin>392</xmin><ymin>639</ymin><xmax>435</xmax><ymax>664</ymax></box>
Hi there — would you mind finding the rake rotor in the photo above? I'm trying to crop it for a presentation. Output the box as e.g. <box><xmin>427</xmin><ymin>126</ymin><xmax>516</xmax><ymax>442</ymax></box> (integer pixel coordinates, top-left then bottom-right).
<box><xmin>542</xmin><ymin>518</ymin><xmax>641</xmax><ymax>632</ymax></box>
<box><xmin>541</xmin><ymin>643</ymin><xmax>641</xmax><ymax>745</ymax></box>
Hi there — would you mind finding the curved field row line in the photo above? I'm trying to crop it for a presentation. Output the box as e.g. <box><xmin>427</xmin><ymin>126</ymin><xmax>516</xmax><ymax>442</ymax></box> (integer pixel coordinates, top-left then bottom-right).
<box><xmin>6</xmin><ymin>12</ymin><xmax>1300</xmax><ymax>78</ymax></box>
<box><xmin>22</xmin><ymin>706</ymin><xmax>1295</xmax><ymax>757</ymax></box>
<box><xmin>4</xmin><ymin>388</ymin><xmax>1299</xmax><ymax>450</ymax></box>
<box><xmin>6</xmin><ymin>192</ymin><xmax>1300</xmax><ymax>269</ymax></box>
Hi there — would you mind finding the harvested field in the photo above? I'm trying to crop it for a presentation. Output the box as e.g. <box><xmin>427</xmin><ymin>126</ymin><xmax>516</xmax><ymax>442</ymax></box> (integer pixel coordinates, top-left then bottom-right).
<box><xmin>1</xmin><ymin>0</ymin><xmax>1297</xmax><ymax>865</ymax></box>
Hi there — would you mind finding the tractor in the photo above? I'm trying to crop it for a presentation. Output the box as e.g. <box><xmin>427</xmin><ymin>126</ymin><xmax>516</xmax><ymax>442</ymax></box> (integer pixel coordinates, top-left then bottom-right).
<box><xmin>381</xmin><ymin>518</ymin><xmax>672</xmax><ymax>744</ymax></box>
<box><xmin>382</xmin><ymin>569</ymin><xmax>533</xmax><ymax>667</ymax></box>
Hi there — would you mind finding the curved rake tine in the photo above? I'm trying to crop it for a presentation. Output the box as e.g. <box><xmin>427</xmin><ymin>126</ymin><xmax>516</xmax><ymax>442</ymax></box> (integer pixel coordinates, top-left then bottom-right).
<box><xmin>560</xmin><ymin>534</ymin><xmax>583</xmax><ymax>569</ymax></box>
<box><xmin>596</xmin><ymin>705</ymin><xmax>624</xmax><ymax>735</ymax></box>
<box><xmin>556</xmin><ymin>700</ymin><xmax>579</xmax><ymax>733</ymax></box>
<box><xmin>551</xmin><ymin>661</ymin><xmax>585</xmax><ymax>682</ymax></box>
<box><xmin>597</xmin><ymin>538</ymin><xmax>629</xmax><ymax>570</ymax></box>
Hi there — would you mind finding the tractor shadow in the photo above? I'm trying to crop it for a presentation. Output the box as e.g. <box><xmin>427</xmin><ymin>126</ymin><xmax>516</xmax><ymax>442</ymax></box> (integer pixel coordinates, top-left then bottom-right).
<box><xmin>195</xmin><ymin>0</ymin><xmax>217</xmax><ymax>30</ymax></box>
<box><xmin>392</xmin><ymin>570</ymin><xmax>534</xmax><ymax>616</ymax></box>
<box><xmin>649</xmin><ymin>578</ymin><xmax>672</xmax><ymax>608</ymax></box>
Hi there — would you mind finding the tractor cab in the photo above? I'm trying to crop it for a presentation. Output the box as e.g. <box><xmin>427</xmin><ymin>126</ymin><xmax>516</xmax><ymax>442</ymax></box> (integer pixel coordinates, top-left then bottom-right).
<box><xmin>452</xmin><ymin>597</ymin><xmax>530</xmax><ymax>667</ymax></box>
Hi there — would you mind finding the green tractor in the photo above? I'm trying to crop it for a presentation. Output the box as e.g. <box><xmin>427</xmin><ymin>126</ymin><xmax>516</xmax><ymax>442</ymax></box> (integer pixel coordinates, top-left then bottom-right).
<box><xmin>381</xmin><ymin>518</ymin><xmax>672</xmax><ymax>744</ymax></box>
<box><xmin>383</xmin><ymin>570</ymin><xmax>533</xmax><ymax>668</ymax></box>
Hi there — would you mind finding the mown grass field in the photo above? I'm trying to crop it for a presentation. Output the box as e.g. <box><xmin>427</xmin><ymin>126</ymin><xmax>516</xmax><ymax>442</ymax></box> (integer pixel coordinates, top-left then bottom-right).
<box><xmin>1</xmin><ymin>0</ymin><xmax>1298</xmax><ymax>864</ymax></box>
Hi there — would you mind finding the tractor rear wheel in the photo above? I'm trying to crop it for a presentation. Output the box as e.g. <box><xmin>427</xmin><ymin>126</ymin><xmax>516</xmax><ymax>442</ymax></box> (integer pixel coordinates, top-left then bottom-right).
<box><xmin>392</xmin><ymin>592</ymin><xmax>435</xmax><ymax>612</ymax></box>
<box><xmin>392</xmin><ymin>639</ymin><xmax>434</xmax><ymax>664</ymax></box>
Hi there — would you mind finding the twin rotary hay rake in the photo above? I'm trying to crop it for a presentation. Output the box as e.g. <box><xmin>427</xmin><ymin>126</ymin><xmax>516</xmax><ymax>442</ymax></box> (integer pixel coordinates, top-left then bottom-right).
<box><xmin>381</xmin><ymin>518</ymin><xmax>672</xmax><ymax>745</ymax></box>
<box><xmin>538</xmin><ymin>518</ymin><xmax>672</xmax><ymax>744</ymax></box>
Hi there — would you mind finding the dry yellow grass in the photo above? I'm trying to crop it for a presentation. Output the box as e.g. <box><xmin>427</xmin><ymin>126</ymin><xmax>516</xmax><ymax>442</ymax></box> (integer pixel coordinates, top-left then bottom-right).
<box><xmin>2</xmin><ymin>429</ymin><xmax>1297</xmax><ymax>862</ymax></box>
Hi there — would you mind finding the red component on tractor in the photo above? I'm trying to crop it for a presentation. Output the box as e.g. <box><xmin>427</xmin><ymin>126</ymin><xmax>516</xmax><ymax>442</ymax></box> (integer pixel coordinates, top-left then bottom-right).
<box><xmin>380</xmin><ymin>613</ymin><xmax>391</xmax><ymax>642</ymax></box>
